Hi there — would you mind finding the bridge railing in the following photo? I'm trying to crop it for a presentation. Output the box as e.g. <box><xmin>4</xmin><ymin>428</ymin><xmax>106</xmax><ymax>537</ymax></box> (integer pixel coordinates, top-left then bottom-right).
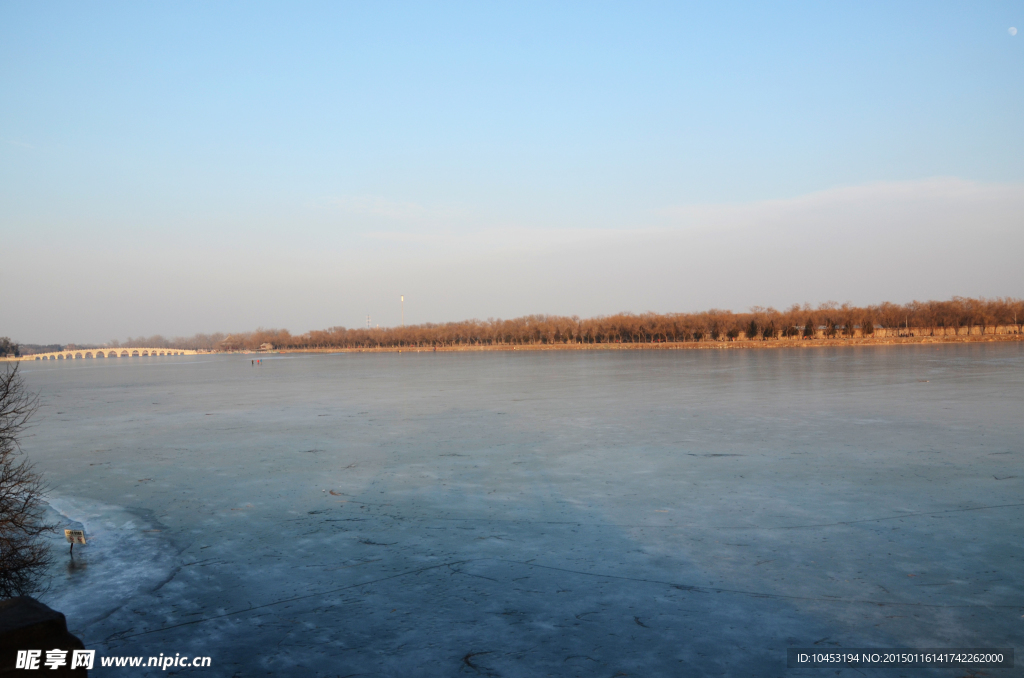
<box><xmin>1</xmin><ymin>348</ymin><xmax>200</xmax><ymax>361</ymax></box>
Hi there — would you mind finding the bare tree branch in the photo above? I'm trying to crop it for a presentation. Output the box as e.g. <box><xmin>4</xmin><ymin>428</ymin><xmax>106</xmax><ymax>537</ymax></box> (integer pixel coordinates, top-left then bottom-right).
<box><xmin>0</xmin><ymin>363</ymin><xmax>53</xmax><ymax>598</ymax></box>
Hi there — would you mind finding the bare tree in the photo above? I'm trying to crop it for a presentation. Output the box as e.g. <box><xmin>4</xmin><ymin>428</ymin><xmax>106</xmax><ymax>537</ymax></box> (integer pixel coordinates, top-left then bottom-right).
<box><xmin>0</xmin><ymin>364</ymin><xmax>54</xmax><ymax>598</ymax></box>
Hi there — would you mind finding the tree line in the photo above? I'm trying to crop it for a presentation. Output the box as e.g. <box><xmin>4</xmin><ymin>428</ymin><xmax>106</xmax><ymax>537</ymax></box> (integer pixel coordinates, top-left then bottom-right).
<box><xmin>107</xmin><ymin>333</ymin><xmax>228</xmax><ymax>351</ymax></box>
<box><xmin>9</xmin><ymin>336</ymin><xmax>227</xmax><ymax>356</ymax></box>
<box><xmin>7</xmin><ymin>296</ymin><xmax>1021</xmax><ymax>354</ymax></box>
<box><xmin>214</xmin><ymin>296</ymin><xmax>1023</xmax><ymax>351</ymax></box>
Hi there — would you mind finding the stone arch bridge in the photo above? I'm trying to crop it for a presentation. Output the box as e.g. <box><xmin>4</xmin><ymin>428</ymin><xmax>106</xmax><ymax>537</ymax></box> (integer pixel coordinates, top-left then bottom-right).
<box><xmin>4</xmin><ymin>348</ymin><xmax>200</xmax><ymax>361</ymax></box>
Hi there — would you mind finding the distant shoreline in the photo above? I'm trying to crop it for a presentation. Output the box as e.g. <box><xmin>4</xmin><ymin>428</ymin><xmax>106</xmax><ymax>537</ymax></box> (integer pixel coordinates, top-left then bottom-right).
<box><xmin>8</xmin><ymin>295</ymin><xmax>1019</xmax><ymax>359</ymax></box>
<box><xmin>5</xmin><ymin>332</ymin><xmax>1021</xmax><ymax>362</ymax></box>
<box><xmin>275</xmin><ymin>333</ymin><xmax>1024</xmax><ymax>355</ymax></box>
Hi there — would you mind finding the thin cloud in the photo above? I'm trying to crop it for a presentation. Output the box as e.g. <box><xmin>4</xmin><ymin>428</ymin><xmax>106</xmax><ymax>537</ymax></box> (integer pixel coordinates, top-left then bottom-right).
<box><xmin>323</xmin><ymin>195</ymin><xmax>469</xmax><ymax>225</ymax></box>
<box><xmin>5</xmin><ymin>178</ymin><xmax>1022</xmax><ymax>341</ymax></box>
<box><xmin>656</xmin><ymin>178</ymin><xmax>1024</xmax><ymax>234</ymax></box>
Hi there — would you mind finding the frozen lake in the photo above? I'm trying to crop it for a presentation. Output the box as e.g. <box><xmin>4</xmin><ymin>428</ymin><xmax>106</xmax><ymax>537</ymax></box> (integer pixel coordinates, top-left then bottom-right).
<box><xmin>18</xmin><ymin>346</ymin><xmax>1024</xmax><ymax>676</ymax></box>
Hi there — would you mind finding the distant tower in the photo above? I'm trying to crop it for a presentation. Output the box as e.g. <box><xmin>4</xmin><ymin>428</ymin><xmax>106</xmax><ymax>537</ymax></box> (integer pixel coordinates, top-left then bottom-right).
<box><xmin>401</xmin><ymin>295</ymin><xmax>405</xmax><ymax>327</ymax></box>
<box><xmin>366</xmin><ymin>315</ymin><xmax>371</xmax><ymax>329</ymax></box>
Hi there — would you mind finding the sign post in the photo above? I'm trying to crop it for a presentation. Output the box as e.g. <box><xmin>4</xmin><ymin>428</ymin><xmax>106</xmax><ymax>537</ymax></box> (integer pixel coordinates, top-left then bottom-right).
<box><xmin>64</xmin><ymin>529</ymin><xmax>86</xmax><ymax>557</ymax></box>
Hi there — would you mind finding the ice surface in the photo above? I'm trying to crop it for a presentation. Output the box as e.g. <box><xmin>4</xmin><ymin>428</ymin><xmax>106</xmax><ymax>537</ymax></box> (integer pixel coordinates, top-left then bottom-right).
<box><xmin>16</xmin><ymin>346</ymin><xmax>1024</xmax><ymax>676</ymax></box>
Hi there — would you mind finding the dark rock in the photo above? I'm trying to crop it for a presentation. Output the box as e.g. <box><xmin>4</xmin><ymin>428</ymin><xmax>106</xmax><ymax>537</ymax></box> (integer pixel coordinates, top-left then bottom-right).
<box><xmin>0</xmin><ymin>597</ymin><xmax>87</xmax><ymax>676</ymax></box>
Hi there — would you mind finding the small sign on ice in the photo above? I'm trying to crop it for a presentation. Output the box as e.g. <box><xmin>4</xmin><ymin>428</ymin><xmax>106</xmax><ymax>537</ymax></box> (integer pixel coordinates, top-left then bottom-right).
<box><xmin>65</xmin><ymin>529</ymin><xmax>86</xmax><ymax>545</ymax></box>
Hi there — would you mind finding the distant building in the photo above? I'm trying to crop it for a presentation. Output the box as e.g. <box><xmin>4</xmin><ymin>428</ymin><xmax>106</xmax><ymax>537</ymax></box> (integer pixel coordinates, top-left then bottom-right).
<box><xmin>260</xmin><ymin>343</ymin><xmax>274</xmax><ymax>351</ymax></box>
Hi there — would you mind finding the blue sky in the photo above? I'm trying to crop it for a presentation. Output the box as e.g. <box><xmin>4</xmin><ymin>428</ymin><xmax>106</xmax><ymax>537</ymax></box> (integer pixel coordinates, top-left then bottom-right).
<box><xmin>2</xmin><ymin>2</ymin><xmax>1022</xmax><ymax>342</ymax></box>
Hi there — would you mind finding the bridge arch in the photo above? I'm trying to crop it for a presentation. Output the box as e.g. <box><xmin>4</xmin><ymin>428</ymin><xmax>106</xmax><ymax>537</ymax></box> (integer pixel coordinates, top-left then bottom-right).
<box><xmin>4</xmin><ymin>348</ymin><xmax>205</xmax><ymax>360</ymax></box>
